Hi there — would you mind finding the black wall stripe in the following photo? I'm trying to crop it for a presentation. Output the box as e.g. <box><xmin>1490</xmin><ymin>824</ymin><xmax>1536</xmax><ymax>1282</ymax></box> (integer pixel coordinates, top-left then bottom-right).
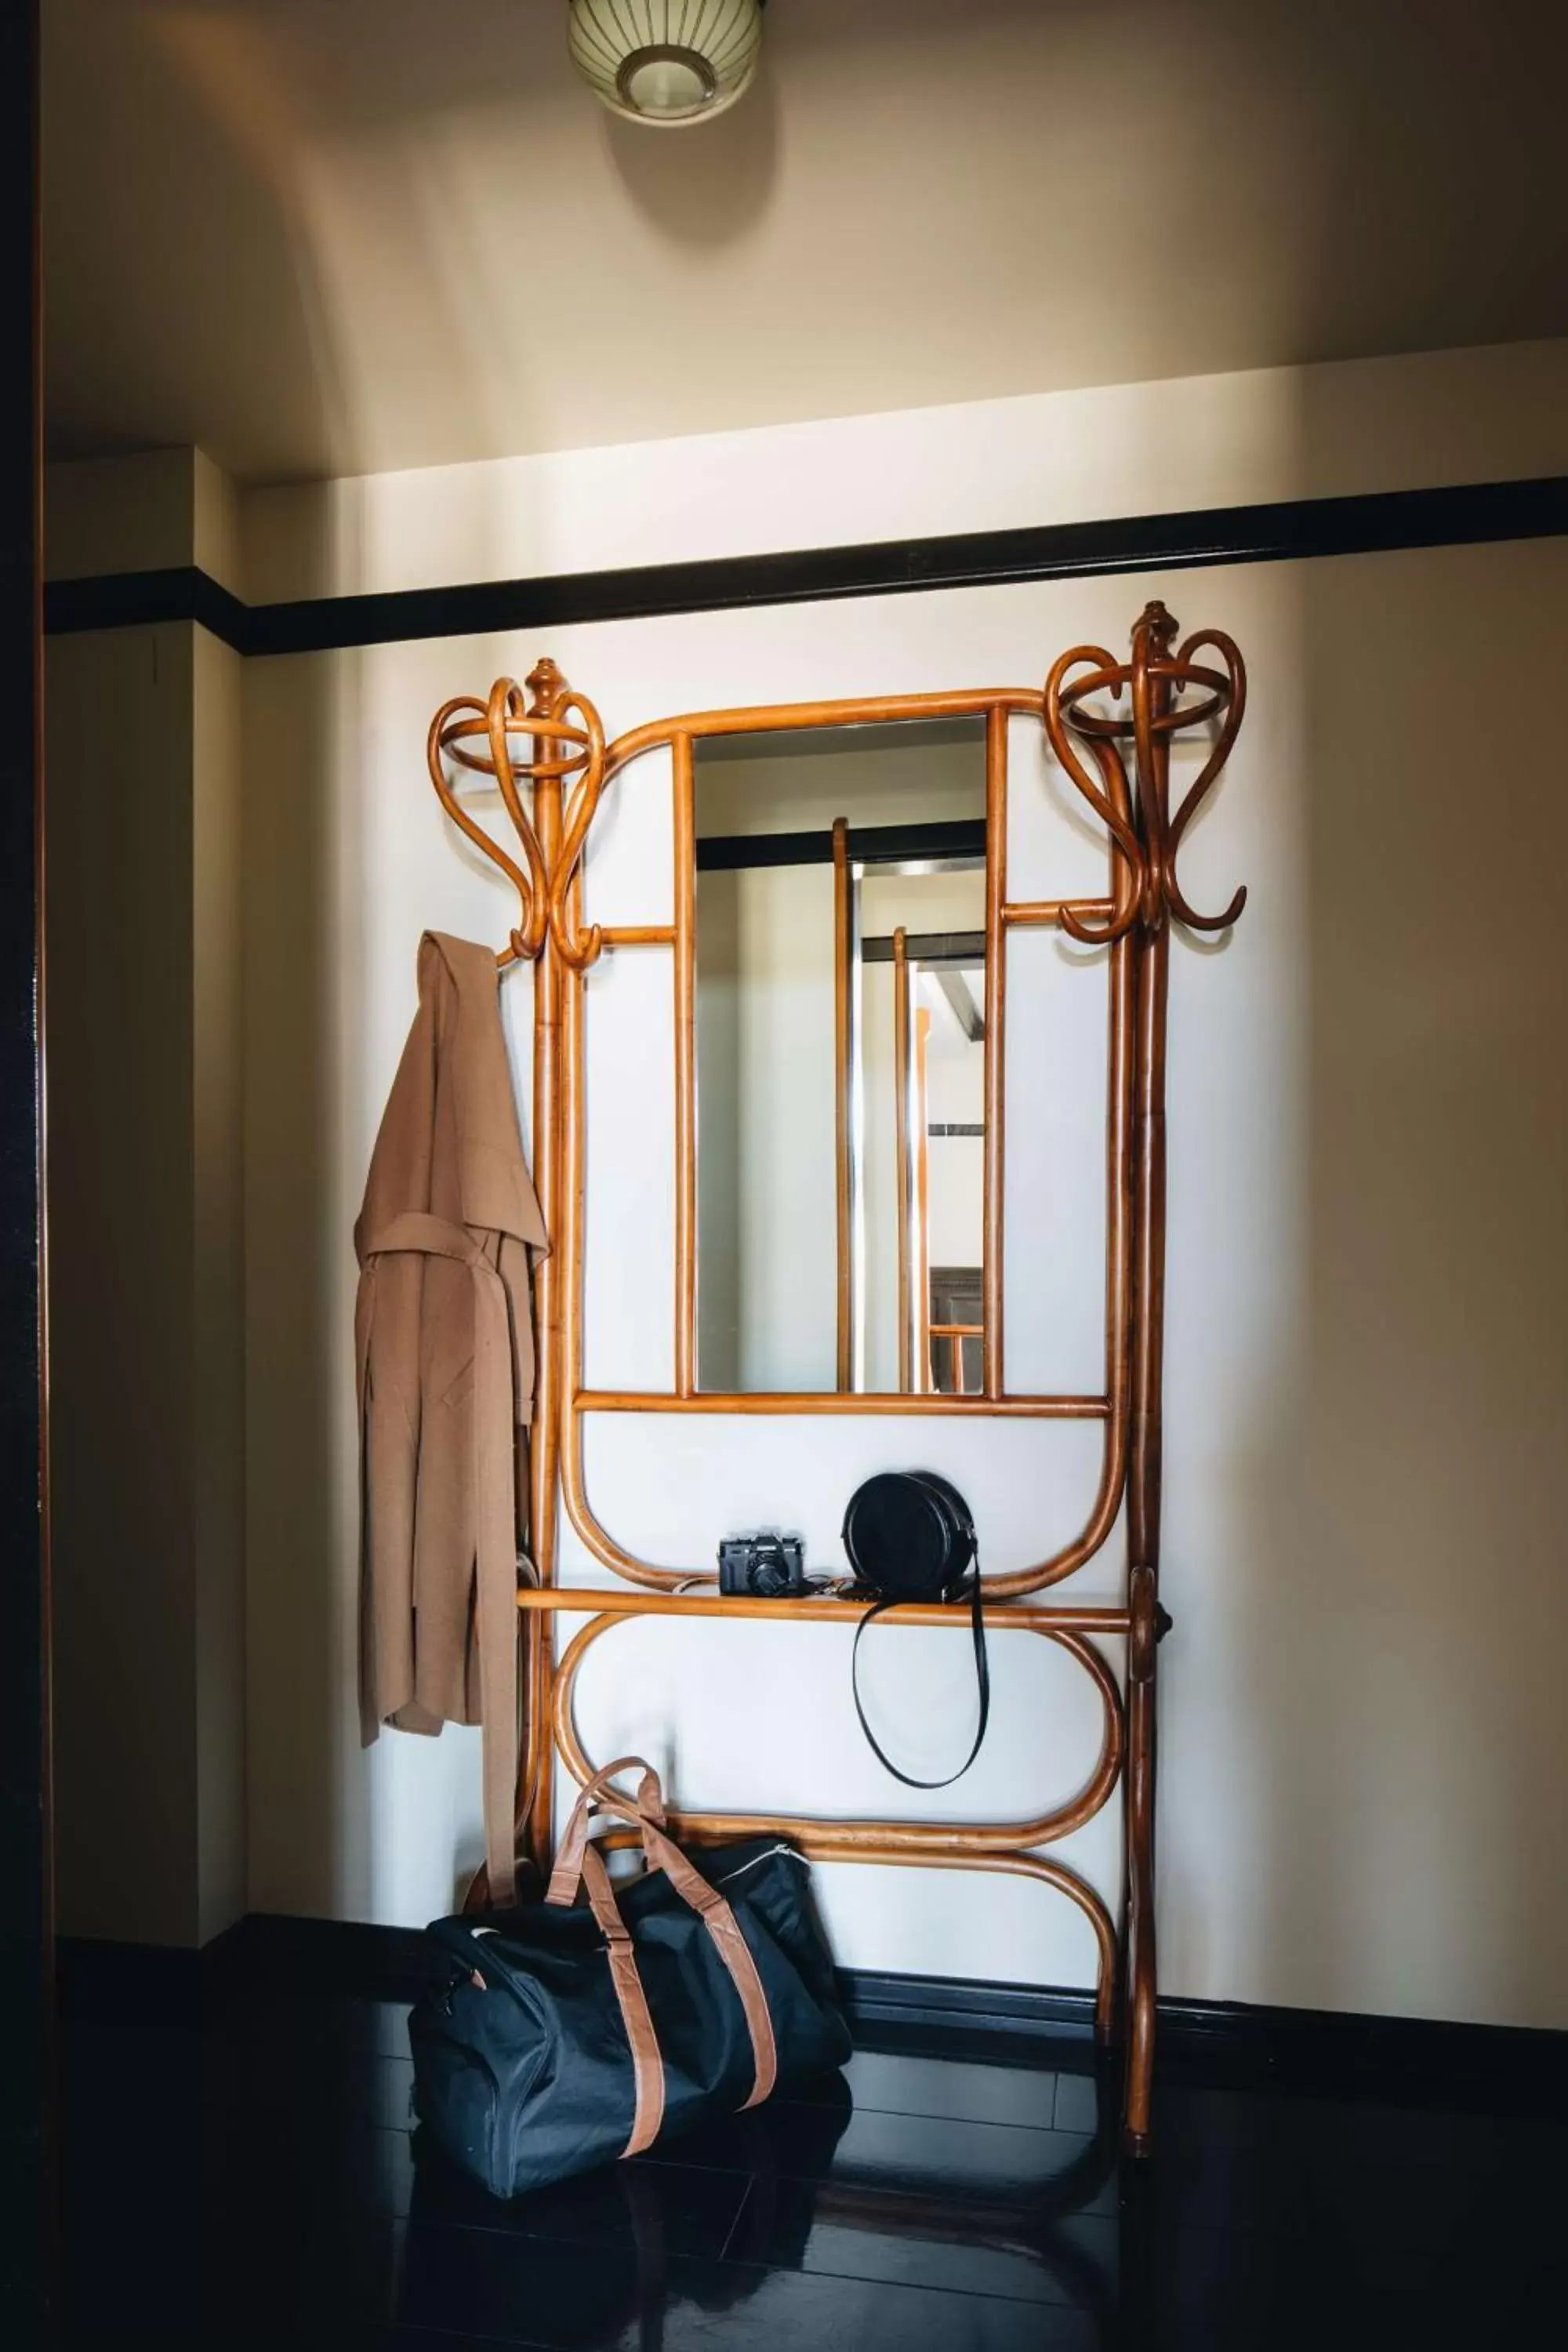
<box><xmin>44</xmin><ymin>562</ymin><xmax>249</xmax><ymax>646</ymax></box>
<box><xmin>41</xmin><ymin>474</ymin><xmax>1568</xmax><ymax>659</ymax></box>
<box><xmin>697</xmin><ymin>820</ymin><xmax>987</xmax><ymax>872</ymax></box>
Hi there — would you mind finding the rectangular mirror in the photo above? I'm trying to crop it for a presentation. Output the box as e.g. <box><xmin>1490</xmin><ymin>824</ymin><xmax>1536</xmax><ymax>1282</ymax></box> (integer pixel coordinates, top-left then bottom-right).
<box><xmin>693</xmin><ymin>717</ymin><xmax>987</xmax><ymax>1394</ymax></box>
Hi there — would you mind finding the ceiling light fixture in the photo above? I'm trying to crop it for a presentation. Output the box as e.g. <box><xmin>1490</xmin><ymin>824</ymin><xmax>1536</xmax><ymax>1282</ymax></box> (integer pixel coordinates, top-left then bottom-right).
<box><xmin>568</xmin><ymin>1</ymin><xmax>764</xmax><ymax>129</ymax></box>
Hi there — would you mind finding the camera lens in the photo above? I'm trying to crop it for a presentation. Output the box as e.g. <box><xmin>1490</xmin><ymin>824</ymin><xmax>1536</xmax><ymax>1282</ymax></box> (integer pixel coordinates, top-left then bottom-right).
<box><xmin>751</xmin><ymin>1553</ymin><xmax>791</xmax><ymax>1598</ymax></box>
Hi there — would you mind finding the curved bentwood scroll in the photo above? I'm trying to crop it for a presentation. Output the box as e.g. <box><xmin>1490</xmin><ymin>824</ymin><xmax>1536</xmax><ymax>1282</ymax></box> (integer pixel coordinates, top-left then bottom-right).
<box><xmin>427</xmin><ymin>602</ymin><xmax>1247</xmax><ymax>2152</ymax></box>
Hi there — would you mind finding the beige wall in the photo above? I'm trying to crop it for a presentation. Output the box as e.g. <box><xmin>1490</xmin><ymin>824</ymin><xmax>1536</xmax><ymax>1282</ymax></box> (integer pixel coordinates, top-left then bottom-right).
<box><xmin>694</xmin><ymin>866</ymin><xmax>742</xmax><ymax>1393</ymax></box>
<box><xmin>236</xmin><ymin>339</ymin><xmax>1568</xmax><ymax>605</ymax></box>
<box><xmin>1186</xmin><ymin>536</ymin><xmax>1568</xmax><ymax>2020</ymax></box>
<box><xmin>694</xmin><ymin>860</ymin><xmax>838</xmax><ymax>1393</ymax></box>
<box><xmin>192</xmin><ymin>626</ymin><xmax>247</xmax><ymax>1942</ymax></box>
<box><xmin>47</xmin><ymin>621</ymin><xmax>198</xmax><ymax>1942</ymax></box>
<box><xmin>859</xmin><ymin>866</ymin><xmax>988</xmax><ymax>1394</ymax></box>
<box><xmin>45</xmin><ymin>610</ymin><xmax>247</xmax><ymax>1944</ymax></box>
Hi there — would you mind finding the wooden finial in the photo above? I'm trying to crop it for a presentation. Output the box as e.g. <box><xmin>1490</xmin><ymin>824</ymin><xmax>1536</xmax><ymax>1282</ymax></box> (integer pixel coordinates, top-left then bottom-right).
<box><xmin>1134</xmin><ymin>600</ymin><xmax>1179</xmax><ymax>659</ymax></box>
<box><xmin>526</xmin><ymin>656</ymin><xmax>566</xmax><ymax>716</ymax></box>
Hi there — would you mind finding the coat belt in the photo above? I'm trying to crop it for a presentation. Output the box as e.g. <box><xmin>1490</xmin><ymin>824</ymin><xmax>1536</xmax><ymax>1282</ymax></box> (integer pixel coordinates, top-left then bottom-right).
<box><xmin>358</xmin><ymin>1210</ymin><xmax>522</xmax><ymax>1908</ymax></box>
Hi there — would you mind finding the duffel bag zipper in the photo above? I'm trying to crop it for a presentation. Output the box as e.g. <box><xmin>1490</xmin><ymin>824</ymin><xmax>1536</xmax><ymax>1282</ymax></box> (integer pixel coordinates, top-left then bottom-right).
<box><xmin>455</xmin><ymin>1845</ymin><xmax>802</xmax><ymax>1975</ymax></box>
<box><xmin>464</xmin><ymin>1846</ymin><xmax>806</xmax><ymax>1907</ymax></box>
<box><xmin>715</xmin><ymin>1843</ymin><xmax>809</xmax><ymax>1888</ymax></box>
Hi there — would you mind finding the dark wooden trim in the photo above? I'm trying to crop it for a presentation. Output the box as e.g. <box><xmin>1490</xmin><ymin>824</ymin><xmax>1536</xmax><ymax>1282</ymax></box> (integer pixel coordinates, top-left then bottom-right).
<box><xmin>1</xmin><ymin>0</ymin><xmax>52</xmax><ymax>2331</ymax></box>
<box><xmin>42</xmin><ymin>475</ymin><xmax>1568</xmax><ymax>659</ymax></box>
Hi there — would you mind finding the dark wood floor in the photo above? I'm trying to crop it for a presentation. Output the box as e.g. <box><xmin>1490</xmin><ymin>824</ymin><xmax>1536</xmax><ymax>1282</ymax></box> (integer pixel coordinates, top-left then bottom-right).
<box><xmin>58</xmin><ymin>1958</ymin><xmax>1568</xmax><ymax>2347</ymax></box>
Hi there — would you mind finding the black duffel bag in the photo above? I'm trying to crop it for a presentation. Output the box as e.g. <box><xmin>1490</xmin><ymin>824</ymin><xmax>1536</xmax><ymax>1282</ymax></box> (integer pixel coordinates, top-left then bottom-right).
<box><xmin>409</xmin><ymin>1757</ymin><xmax>851</xmax><ymax>2198</ymax></box>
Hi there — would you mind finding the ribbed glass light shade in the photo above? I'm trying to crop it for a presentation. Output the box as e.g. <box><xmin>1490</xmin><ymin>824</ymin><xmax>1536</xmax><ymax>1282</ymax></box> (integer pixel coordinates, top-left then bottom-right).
<box><xmin>568</xmin><ymin>0</ymin><xmax>764</xmax><ymax>128</ymax></box>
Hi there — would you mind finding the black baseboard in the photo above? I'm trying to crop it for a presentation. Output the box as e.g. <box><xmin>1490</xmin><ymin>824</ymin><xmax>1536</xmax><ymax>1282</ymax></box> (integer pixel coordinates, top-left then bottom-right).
<box><xmin>1150</xmin><ymin>1993</ymin><xmax>1568</xmax><ymax>2111</ymax></box>
<box><xmin>838</xmin><ymin>1965</ymin><xmax>1096</xmax><ymax>2046</ymax></box>
<box><xmin>210</xmin><ymin>1911</ymin><xmax>434</xmax><ymax>2000</ymax></box>
<box><xmin>833</xmin><ymin>1972</ymin><xmax>1568</xmax><ymax>2111</ymax></box>
<box><xmin>58</xmin><ymin>1917</ymin><xmax>1568</xmax><ymax>2114</ymax></box>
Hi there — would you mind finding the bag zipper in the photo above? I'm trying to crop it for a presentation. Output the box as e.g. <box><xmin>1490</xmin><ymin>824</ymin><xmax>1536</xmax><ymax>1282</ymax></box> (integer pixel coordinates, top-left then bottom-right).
<box><xmin>715</xmin><ymin>1842</ymin><xmax>808</xmax><ymax>1888</ymax></box>
<box><xmin>456</xmin><ymin>1842</ymin><xmax>801</xmax><ymax>1955</ymax></box>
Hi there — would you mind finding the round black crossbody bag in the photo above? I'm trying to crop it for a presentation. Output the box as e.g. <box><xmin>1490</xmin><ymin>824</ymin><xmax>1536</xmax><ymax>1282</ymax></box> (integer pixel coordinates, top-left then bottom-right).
<box><xmin>840</xmin><ymin>1470</ymin><xmax>989</xmax><ymax>1789</ymax></box>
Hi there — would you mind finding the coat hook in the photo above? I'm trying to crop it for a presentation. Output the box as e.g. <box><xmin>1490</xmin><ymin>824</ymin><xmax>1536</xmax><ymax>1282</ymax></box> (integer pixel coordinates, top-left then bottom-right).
<box><xmin>427</xmin><ymin>664</ymin><xmax>611</xmax><ymax>969</ymax></box>
<box><xmin>1044</xmin><ymin>601</ymin><xmax>1247</xmax><ymax>938</ymax></box>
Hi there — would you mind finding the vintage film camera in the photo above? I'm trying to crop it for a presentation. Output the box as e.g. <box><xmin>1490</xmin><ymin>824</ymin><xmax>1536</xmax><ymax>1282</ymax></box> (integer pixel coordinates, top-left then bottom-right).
<box><xmin>717</xmin><ymin>1530</ymin><xmax>808</xmax><ymax>1599</ymax></box>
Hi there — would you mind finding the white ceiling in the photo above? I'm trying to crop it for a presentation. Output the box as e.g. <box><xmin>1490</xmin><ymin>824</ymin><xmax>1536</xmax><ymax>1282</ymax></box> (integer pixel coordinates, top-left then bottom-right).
<box><xmin>44</xmin><ymin>0</ymin><xmax>1568</xmax><ymax>486</ymax></box>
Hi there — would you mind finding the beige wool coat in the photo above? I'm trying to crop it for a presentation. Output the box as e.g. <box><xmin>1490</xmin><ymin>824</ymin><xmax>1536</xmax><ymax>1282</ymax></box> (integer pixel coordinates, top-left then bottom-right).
<box><xmin>355</xmin><ymin>931</ymin><xmax>547</xmax><ymax>1906</ymax></box>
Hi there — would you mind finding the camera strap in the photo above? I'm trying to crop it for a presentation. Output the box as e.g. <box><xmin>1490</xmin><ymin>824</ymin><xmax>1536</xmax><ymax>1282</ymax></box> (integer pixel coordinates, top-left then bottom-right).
<box><xmin>849</xmin><ymin>1570</ymin><xmax>990</xmax><ymax>1790</ymax></box>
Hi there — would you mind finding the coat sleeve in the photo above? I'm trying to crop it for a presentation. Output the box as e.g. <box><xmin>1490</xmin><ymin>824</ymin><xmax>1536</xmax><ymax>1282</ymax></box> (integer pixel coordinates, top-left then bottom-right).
<box><xmin>356</xmin><ymin>978</ymin><xmax>438</xmax><ymax>1743</ymax></box>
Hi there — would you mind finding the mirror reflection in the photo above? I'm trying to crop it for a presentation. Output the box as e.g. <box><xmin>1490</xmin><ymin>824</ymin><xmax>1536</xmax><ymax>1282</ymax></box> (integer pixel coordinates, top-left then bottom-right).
<box><xmin>694</xmin><ymin>718</ymin><xmax>987</xmax><ymax>1394</ymax></box>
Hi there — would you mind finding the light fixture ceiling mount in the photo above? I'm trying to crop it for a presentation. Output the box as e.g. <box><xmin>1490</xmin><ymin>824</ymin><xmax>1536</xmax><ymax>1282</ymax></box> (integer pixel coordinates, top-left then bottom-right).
<box><xmin>568</xmin><ymin>1</ymin><xmax>765</xmax><ymax>129</ymax></box>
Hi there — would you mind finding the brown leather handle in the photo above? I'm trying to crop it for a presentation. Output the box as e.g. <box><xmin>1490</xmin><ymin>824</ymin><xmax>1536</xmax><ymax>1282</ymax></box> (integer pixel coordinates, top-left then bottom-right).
<box><xmin>579</xmin><ymin>1844</ymin><xmax>664</xmax><ymax>2155</ymax></box>
<box><xmin>545</xmin><ymin>1755</ymin><xmax>666</xmax><ymax>1907</ymax></box>
<box><xmin>646</xmin><ymin>1824</ymin><xmax>777</xmax><ymax>2111</ymax></box>
<box><xmin>545</xmin><ymin>1759</ymin><xmax>778</xmax><ymax>2115</ymax></box>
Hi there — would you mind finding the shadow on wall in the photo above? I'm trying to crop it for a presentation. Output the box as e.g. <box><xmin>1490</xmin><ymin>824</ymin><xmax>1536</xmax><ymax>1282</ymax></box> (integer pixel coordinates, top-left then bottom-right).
<box><xmin>1224</xmin><ymin>521</ymin><xmax>1568</xmax><ymax>2027</ymax></box>
<box><xmin>45</xmin><ymin>2</ymin><xmax>341</xmax><ymax>480</ymax></box>
<box><xmin>242</xmin><ymin>629</ymin><xmax>552</xmax><ymax>1929</ymax></box>
<box><xmin>601</xmin><ymin>65</ymin><xmax>779</xmax><ymax>244</ymax></box>
<box><xmin>241</xmin><ymin>637</ymin><xmax>365</xmax><ymax>1922</ymax></box>
<box><xmin>47</xmin><ymin>0</ymin><xmax>568</xmax><ymax>481</ymax></box>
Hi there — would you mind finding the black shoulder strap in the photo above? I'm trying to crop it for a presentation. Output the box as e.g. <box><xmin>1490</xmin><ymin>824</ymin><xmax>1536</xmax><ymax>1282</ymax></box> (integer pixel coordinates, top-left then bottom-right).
<box><xmin>850</xmin><ymin>1573</ymin><xmax>990</xmax><ymax>1790</ymax></box>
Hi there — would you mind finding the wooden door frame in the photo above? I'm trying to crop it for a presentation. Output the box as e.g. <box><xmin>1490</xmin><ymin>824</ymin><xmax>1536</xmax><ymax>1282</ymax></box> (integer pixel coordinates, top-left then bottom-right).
<box><xmin>1</xmin><ymin>0</ymin><xmax>53</xmax><ymax>2327</ymax></box>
